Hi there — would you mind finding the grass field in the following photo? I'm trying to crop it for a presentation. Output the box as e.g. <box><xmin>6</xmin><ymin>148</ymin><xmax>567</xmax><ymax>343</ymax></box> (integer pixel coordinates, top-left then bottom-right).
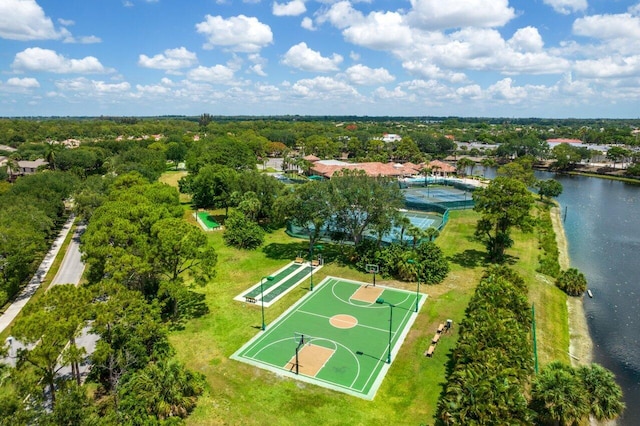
<box><xmin>232</xmin><ymin>276</ymin><xmax>426</xmax><ymax>399</ymax></box>
<box><xmin>164</xmin><ymin>207</ymin><xmax>572</xmax><ymax>425</ymax></box>
<box><xmin>155</xmin><ymin>168</ymin><xmax>572</xmax><ymax>424</ymax></box>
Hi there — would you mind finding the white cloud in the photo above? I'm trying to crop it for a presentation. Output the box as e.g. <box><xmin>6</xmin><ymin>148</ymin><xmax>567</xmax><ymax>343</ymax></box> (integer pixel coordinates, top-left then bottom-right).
<box><xmin>6</xmin><ymin>77</ymin><xmax>40</xmax><ymax>88</ymax></box>
<box><xmin>543</xmin><ymin>0</ymin><xmax>587</xmax><ymax>15</ymax></box>
<box><xmin>301</xmin><ymin>17</ymin><xmax>316</xmax><ymax>31</ymax></box>
<box><xmin>273</xmin><ymin>1</ymin><xmax>306</xmax><ymax>17</ymax></box>
<box><xmin>55</xmin><ymin>78</ymin><xmax>130</xmax><ymax>93</ymax></box>
<box><xmin>135</xmin><ymin>83</ymin><xmax>171</xmax><ymax>95</ymax></box>
<box><xmin>487</xmin><ymin>78</ymin><xmax>529</xmax><ymax>102</ymax></box>
<box><xmin>291</xmin><ymin>76</ymin><xmax>359</xmax><ymax>98</ymax></box>
<box><xmin>282</xmin><ymin>42</ymin><xmax>343</xmax><ymax>72</ymax></box>
<box><xmin>196</xmin><ymin>15</ymin><xmax>273</xmax><ymax>52</ymax></box>
<box><xmin>76</xmin><ymin>35</ymin><xmax>102</xmax><ymax>44</ymax></box>
<box><xmin>58</xmin><ymin>18</ymin><xmax>75</xmax><ymax>26</ymax></box>
<box><xmin>408</xmin><ymin>0</ymin><xmax>515</xmax><ymax>30</ymax></box>
<box><xmin>316</xmin><ymin>1</ymin><xmax>364</xmax><ymax>30</ymax></box>
<box><xmin>373</xmin><ymin>86</ymin><xmax>407</xmax><ymax>100</ymax></box>
<box><xmin>455</xmin><ymin>84</ymin><xmax>483</xmax><ymax>99</ymax></box>
<box><xmin>402</xmin><ymin>61</ymin><xmax>467</xmax><ymax>83</ymax></box>
<box><xmin>508</xmin><ymin>27</ymin><xmax>544</xmax><ymax>52</ymax></box>
<box><xmin>139</xmin><ymin>47</ymin><xmax>198</xmax><ymax>70</ymax></box>
<box><xmin>344</xmin><ymin>64</ymin><xmax>395</xmax><ymax>85</ymax></box>
<box><xmin>0</xmin><ymin>0</ymin><xmax>62</xmax><ymax>40</ymax></box>
<box><xmin>12</xmin><ymin>48</ymin><xmax>109</xmax><ymax>74</ymax></box>
<box><xmin>343</xmin><ymin>11</ymin><xmax>413</xmax><ymax>50</ymax></box>
<box><xmin>250</xmin><ymin>64</ymin><xmax>267</xmax><ymax>76</ymax></box>
<box><xmin>400</xmin><ymin>28</ymin><xmax>569</xmax><ymax>76</ymax></box>
<box><xmin>573</xmin><ymin>13</ymin><xmax>640</xmax><ymax>41</ymax></box>
<box><xmin>574</xmin><ymin>56</ymin><xmax>640</xmax><ymax>79</ymax></box>
<box><xmin>187</xmin><ymin>65</ymin><xmax>236</xmax><ymax>83</ymax></box>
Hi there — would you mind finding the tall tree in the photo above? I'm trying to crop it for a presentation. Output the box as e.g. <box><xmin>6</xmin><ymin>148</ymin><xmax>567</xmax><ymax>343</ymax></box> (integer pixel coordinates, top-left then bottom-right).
<box><xmin>274</xmin><ymin>181</ymin><xmax>333</xmax><ymax>253</ymax></box>
<box><xmin>151</xmin><ymin>218</ymin><xmax>217</xmax><ymax>286</ymax></box>
<box><xmin>329</xmin><ymin>169</ymin><xmax>404</xmax><ymax>244</ymax></box>
<box><xmin>12</xmin><ymin>285</ymin><xmax>91</xmax><ymax>406</ymax></box>
<box><xmin>535</xmin><ymin>179</ymin><xmax>563</xmax><ymax>200</ymax></box>
<box><xmin>473</xmin><ymin>177</ymin><xmax>534</xmax><ymax>262</ymax></box>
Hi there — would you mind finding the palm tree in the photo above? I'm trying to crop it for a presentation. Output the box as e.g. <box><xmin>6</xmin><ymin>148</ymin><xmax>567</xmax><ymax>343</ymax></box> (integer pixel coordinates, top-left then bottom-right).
<box><xmin>456</xmin><ymin>157</ymin><xmax>474</xmax><ymax>178</ymax></box>
<box><xmin>481</xmin><ymin>157</ymin><xmax>497</xmax><ymax>177</ymax></box>
<box><xmin>579</xmin><ymin>364</ymin><xmax>625</xmax><ymax>422</ymax></box>
<box><xmin>420</xmin><ymin>166</ymin><xmax>432</xmax><ymax>188</ymax></box>
<box><xmin>530</xmin><ymin>361</ymin><xmax>590</xmax><ymax>425</ymax></box>
<box><xmin>119</xmin><ymin>359</ymin><xmax>205</xmax><ymax>420</ymax></box>
<box><xmin>45</xmin><ymin>142</ymin><xmax>63</xmax><ymax>170</ymax></box>
<box><xmin>423</xmin><ymin>227</ymin><xmax>439</xmax><ymax>242</ymax></box>
<box><xmin>407</xmin><ymin>225</ymin><xmax>424</xmax><ymax>248</ymax></box>
<box><xmin>395</xmin><ymin>216</ymin><xmax>411</xmax><ymax>245</ymax></box>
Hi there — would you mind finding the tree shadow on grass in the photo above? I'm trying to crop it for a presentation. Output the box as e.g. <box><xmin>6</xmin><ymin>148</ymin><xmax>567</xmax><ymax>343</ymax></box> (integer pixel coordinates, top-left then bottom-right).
<box><xmin>262</xmin><ymin>241</ymin><xmax>309</xmax><ymax>261</ymax></box>
<box><xmin>166</xmin><ymin>290</ymin><xmax>209</xmax><ymax>331</ymax></box>
<box><xmin>262</xmin><ymin>241</ymin><xmax>343</xmax><ymax>264</ymax></box>
<box><xmin>448</xmin><ymin>249</ymin><xmax>487</xmax><ymax>268</ymax></box>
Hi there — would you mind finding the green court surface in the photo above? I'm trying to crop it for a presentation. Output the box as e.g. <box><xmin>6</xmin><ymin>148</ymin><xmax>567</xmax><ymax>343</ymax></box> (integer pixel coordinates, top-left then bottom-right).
<box><xmin>231</xmin><ymin>276</ymin><xmax>427</xmax><ymax>399</ymax></box>
<box><xmin>234</xmin><ymin>261</ymin><xmax>322</xmax><ymax>307</ymax></box>
<box><xmin>195</xmin><ymin>211</ymin><xmax>221</xmax><ymax>230</ymax></box>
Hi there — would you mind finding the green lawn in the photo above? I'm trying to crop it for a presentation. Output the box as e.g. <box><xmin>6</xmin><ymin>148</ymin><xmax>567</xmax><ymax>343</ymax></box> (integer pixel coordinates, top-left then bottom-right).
<box><xmin>167</xmin><ymin>206</ymin><xmax>571</xmax><ymax>425</ymax></box>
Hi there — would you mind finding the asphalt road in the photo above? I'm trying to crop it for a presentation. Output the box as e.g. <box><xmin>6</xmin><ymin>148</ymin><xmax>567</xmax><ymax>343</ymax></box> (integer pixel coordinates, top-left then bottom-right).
<box><xmin>2</xmin><ymin>220</ymin><xmax>97</xmax><ymax>381</ymax></box>
<box><xmin>51</xmin><ymin>222</ymin><xmax>86</xmax><ymax>286</ymax></box>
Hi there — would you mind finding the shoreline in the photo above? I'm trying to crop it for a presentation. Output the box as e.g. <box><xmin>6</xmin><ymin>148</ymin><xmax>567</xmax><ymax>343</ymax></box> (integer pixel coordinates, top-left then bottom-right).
<box><xmin>550</xmin><ymin>204</ymin><xmax>593</xmax><ymax>366</ymax></box>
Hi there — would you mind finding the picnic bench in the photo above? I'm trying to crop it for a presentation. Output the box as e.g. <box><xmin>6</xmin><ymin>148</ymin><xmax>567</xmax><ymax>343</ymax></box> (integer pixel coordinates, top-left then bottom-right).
<box><xmin>311</xmin><ymin>259</ymin><xmax>320</xmax><ymax>267</ymax></box>
<box><xmin>432</xmin><ymin>333</ymin><xmax>441</xmax><ymax>344</ymax></box>
<box><xmin>425</xmin><ymin>345</ymin><xmax>435</xmax><ymax>357</ymax></box>
<box><xmin>437</xmin><ymin>323</ymin><xmax>444</xmax><ymax>334</ymax></box>
<box><xmin>295</xmin><ymin>257</ymin><xmax>304</xmax><ymax>264</ymax></box>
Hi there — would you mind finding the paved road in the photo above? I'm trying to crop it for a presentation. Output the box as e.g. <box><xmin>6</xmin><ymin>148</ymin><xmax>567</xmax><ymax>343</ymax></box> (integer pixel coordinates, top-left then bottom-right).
<box><xmin>2</xmin><ymin>218</ymin><xmax>97</xmax><ymax>382</ymax></box>
<box><xmin>51</xmin><ymin>222</ymin><xmax>86</xmax><ymax>286</ymax></box>
<box><xmin>0</xmin><ymin>215</ymin><xmax>75</xmax><ymax>334</ymax></box>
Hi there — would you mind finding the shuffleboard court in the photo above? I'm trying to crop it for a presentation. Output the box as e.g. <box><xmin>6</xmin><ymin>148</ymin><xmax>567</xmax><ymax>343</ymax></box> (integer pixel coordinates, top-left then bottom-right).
<box><xmin>231</xmin><ymin>276</ymin><xmax>427</xmax><ymax>399</ymax></box>
<box><xmin>234</xmin><ymin>261</ymin><xmax>323</xmax><ymax>307</ymax></box>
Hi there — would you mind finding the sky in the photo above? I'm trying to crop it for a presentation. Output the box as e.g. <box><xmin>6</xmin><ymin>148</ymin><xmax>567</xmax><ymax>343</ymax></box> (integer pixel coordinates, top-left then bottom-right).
<box><xmin>1</xmin><ymin>0</ymin><xmax>640</xmax><ymax>118</ymax></box>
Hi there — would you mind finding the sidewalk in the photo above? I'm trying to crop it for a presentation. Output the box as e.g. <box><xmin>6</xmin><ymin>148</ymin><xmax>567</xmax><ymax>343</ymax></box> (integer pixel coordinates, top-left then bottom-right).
<box><xmin>0</xmin><ymin>214</ymin><xmax>75</xmax><ymax>334</ymax></box>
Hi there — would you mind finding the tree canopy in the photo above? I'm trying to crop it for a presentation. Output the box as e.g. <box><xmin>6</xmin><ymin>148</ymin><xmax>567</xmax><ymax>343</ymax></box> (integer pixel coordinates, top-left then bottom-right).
<box><xmin>473</xmin><ymin>177</ymin><xmax>534</xmax><ymax>262</ymax></box>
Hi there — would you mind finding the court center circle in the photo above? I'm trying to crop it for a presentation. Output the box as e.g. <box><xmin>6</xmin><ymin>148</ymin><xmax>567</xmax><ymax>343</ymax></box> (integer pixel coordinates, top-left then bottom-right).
<box><xmin>330</xmin><ymin>314</ymin><xmax>358</xmax><ymax>329</ymax></box>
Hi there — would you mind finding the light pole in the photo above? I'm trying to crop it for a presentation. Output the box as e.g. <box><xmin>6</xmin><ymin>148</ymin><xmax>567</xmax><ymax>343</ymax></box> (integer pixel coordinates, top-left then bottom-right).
<box><xmin>260</xmin><ymin>276</ymin><xmax>274</xmax><ymax>331</ymax></box>
<box><xmin>376</xmin><ymin>298</ymin><xmax>394</xmax><ymax>364</ymax></box>
<box><xmin>407</xmin><ymin>259</ymin><xmax>421</xmax><ymax>313</ymax></box>
<box><xmin>309</xmin><ymin>244</ymin><xmax>323</xmax><ymax>291</ymax></box>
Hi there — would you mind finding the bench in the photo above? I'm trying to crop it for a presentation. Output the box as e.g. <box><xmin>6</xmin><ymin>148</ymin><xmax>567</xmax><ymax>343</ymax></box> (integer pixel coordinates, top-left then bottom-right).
<box><xmin>425</xmin><ymin>345</ymin><xmax>435</xmax><ymax>357</ymax></box>
<box><xmin>432</xmin><ymin>333</ymin><xmax>441</xmax><ymax>344</ymax></box>
<box><xmin>295</xmin><ymin>257</ymin><xmax>304</xmax><ymax>264</ymax></box>
<box><xmin>245</xmin><ymin>296</ymin><xmax>257</xmax><ymax>304</ymax></box>
<box><xmin>437</xmin><ymin>323</ymin><xmax>444</xmax><ymax>334</ymax></box>
<box><xmin>311</xmin><ymin>259</ymin><xmax>320</xmax><ymax>267</ymax></box>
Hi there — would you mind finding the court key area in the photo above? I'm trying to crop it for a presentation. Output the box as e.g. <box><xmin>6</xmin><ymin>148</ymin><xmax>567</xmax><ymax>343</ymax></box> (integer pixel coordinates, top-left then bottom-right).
<box><xmin>231</xmin><ymin>276</ymin><xmax>427</xmax><ymax>399</ymax></box>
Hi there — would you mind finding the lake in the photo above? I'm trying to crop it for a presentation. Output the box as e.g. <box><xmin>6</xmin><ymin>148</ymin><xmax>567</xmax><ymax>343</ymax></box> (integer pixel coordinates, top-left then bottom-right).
<box><xmin>538</xmin><ymin>172</ymin><xmax>640</xmax><ymax>424</ymax></box>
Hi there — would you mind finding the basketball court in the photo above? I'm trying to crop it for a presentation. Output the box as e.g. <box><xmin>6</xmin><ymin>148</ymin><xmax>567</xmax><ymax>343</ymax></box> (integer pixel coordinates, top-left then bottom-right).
<box><xmin>231</xmin><ymin>276</ymin><xmax>427</xmax><ymax>399</ymax></box>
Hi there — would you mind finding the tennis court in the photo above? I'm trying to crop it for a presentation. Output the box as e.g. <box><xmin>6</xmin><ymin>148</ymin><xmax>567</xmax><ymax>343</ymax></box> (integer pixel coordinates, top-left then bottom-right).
<box><xmin>231</xmin><ymin>276</ymin><xmax>427</xmax><ymax>399</ymax></box>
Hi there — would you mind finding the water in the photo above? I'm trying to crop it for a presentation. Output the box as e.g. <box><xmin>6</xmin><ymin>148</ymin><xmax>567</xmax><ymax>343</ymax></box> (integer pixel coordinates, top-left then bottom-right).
<box><xmin>538</xmin><ymin>172</ymin><xmax>640</xmax><ymax>424</ymax></box>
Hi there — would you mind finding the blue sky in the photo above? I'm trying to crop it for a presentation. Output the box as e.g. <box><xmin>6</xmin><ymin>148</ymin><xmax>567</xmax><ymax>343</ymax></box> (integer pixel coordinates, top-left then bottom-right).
<box><xmin>1</xmin><ymin>0</ymin><xmax>639</xmax><ymax>118</ymax></box>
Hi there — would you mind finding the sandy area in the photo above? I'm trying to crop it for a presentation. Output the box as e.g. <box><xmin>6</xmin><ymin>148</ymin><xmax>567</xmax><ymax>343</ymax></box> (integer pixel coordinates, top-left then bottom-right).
<box><xmin>550</xmin><ymin>205</ymin><xmax>593</xmax><ymax>366</ymax></box>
